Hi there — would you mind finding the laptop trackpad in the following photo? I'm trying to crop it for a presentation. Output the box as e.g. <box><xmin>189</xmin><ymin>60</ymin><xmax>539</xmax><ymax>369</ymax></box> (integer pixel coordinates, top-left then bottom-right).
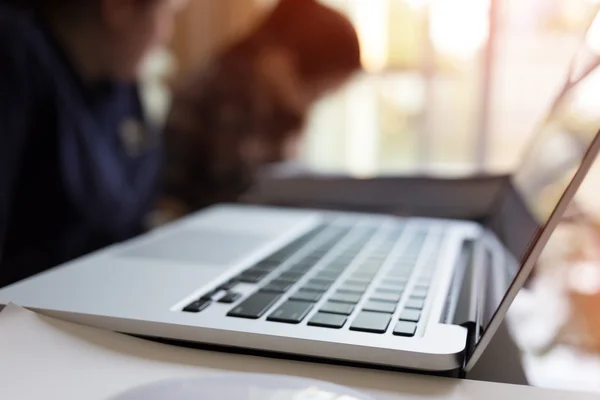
<box><xmin>119</xmin><ymin>229</ymin><xmax>271</xmax><ymax>267</ymax></box>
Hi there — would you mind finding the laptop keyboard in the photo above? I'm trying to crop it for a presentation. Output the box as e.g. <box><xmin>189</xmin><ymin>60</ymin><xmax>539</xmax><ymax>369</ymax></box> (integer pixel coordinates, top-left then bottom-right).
<box><xmin>182</xmin><ymin>219</ymin><xmax>443</xmax><ymax>337</ymax></box>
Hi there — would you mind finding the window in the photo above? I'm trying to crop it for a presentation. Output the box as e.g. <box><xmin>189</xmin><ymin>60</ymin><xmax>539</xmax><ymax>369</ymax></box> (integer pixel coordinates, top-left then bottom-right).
<box><xmin>279</xmin><ymin>0</ymin><xmax>598</xmax><ymax>177</ymax></box>
<box><xmin>169</xmin><ymin>0</ymin><xmax>599</xmax><ymax>181</ymax></box>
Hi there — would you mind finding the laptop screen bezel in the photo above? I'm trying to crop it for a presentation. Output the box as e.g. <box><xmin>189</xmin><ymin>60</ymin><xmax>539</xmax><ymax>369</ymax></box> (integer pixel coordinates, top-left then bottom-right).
<box><xmin>464</xmin><ymin>128</ymin><xmax>600</xmax><ymax>371</ymax></box>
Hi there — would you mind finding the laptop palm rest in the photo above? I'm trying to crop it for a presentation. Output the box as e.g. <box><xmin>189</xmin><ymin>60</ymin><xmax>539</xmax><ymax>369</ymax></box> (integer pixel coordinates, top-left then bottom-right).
<box><xmin>119</xmin><ymin>229</ymin><xmax>272</xmax><ymax>267</ymax></box>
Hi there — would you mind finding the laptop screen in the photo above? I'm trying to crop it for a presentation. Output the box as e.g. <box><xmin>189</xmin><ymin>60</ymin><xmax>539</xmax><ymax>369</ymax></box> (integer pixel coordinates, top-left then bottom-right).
<box><xmin>482</xmin><ymin>16</ymin><xmax>600</xmax><ymax>335</ymax></box>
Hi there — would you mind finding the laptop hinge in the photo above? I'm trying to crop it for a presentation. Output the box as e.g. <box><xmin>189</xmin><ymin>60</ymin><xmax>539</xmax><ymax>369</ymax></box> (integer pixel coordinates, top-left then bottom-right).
<box><xmin>459</xmin><ymin>321</ymin><xmax>479</xmax><ymax>375</ymax></box>
<box><xmin>445</xmin><ymin>238</ymin><xmax>485</xmax><ymax>372</ymax></box>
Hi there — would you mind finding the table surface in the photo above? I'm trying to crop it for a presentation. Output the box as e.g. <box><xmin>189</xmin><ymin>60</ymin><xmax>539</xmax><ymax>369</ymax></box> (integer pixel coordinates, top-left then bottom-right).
<box><xmin>1</xmin><ymin>304</ymin><xmax>598</xmax><ymax>400</ymax></box>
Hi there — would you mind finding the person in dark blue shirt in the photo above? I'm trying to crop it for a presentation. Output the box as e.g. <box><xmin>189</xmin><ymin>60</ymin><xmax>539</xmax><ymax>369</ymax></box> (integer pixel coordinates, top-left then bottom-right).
<box><xmin>0</xmin><ymin>0</ymin><xmax>187</xmax><ymax>287</ymax></box>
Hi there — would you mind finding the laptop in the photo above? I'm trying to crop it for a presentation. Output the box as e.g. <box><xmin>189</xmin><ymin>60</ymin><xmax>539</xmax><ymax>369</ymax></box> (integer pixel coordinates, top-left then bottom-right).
<box><xmin>2</xmin><ymin>20</ymin><xmax>600</xmax><ymax>376</ymax></box>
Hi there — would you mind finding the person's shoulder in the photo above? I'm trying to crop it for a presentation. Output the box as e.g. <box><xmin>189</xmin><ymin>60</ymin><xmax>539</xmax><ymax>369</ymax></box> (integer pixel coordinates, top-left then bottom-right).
<box><xmin>0</xmin><ymin>5</ymin><xmax>34</xmax><ymax>40</ymax></box>
<box><xmin>0</xmin><ymin>5</ymin><xmax>44</xmax><ymax>72</ymax></box>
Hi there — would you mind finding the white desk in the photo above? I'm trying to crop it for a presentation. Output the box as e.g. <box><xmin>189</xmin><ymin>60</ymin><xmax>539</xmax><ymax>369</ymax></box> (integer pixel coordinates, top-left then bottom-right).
<box><xmin>1</xmin><ymin>304</ymin><xmax>598</xmax><ymax>400</ymax></box>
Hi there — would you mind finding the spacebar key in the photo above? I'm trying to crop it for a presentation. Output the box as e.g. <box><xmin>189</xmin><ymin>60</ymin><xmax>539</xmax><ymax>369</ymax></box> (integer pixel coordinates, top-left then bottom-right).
<box><xmin>227</xmin><ymin>291</ymin><xmax>282</xmax><ymax>319</ymax></box>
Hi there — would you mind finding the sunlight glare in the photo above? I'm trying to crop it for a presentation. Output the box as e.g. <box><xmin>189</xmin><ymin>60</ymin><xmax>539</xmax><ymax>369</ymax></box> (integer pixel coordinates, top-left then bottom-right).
<box><xmin>429</xmin><ymin>0</ymin><xmax>490</xmax><ymax>59</ymax></box>
<box><xmin>348</xmin><ymin>0</ymin><xmax>390</xmax><ymax>72</ymax></box>
<box><xmin>403</xmin><ymin>0</ymin><xmax>429</xmax><ymax>9</ymax></box>
<box><xmin>586</xmin><ymin>10</ymin><xmax>600</xmax><ymax>54</ymax></box>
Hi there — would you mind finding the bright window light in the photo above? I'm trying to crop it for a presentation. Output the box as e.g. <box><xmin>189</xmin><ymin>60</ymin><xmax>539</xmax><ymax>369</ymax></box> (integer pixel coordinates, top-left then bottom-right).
<box><xmin>347</xmin><ymin>0</ymin><xmax>390</xmax><ymax>72</ymax></box>
<box><xmin>429</xmin><ymin>0</ymin><xmax>490</xmax><ymax>59</ymax></box>
<box><xmin>586</xmin><ymin>10</ymin><xmax>600</xmax><ymax>54</ymax></box>
<box><xmin>403</xmin><ymin>0</ymin><xmax>429</xmax><ymax>9</ymax></box>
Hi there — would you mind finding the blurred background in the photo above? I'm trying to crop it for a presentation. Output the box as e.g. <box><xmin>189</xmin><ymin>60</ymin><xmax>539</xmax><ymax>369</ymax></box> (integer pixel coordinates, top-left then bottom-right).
<box><xmin>144</xmin><ymin>0</ymin><xmax>600</xmax><ymax>210</ymax></box>
<box><xmin>141</xmin><ymin>1</ymin><xmax>600</xmax><ymax>392</ymax></box>
<box><xmin>150</xmin><ymin>0</ymin><xmax>596</xmax><ymax>175</ymax></box>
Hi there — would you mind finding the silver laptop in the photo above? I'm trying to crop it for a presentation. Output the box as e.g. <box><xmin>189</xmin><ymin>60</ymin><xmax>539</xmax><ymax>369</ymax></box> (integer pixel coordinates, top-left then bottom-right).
<box><xmin>3</xmin><ymin>25</ymin><xmax>600</xmax><ymax>375</ymax></box>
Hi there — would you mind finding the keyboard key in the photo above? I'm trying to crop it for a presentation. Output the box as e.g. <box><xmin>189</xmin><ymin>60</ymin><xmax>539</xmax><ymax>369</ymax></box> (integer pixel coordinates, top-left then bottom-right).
<box><xmin>304</xmin><ymin>279</ymin><xmax>332</xmax><ymax>292</ymax></box>
<box><xmin>376</xmin><ymin>285</ymin><xmax>404</xmax><ymax>294</ymax></box>
<box><xmin>295</xmin><ymin>261</ymin><xmax>318</xmax><ymax>271</ymax></box>
<box><xmin>268</xmin><ymin>301</ymin><xmax>313</xmax><ymax>324</ymax></box>
<box><xmin>415</xmin><ymin>283</ymin><xmax>430</xmax><ymax>291</ymax></box>
<box><xmin>262</xmin><ymin>280</ymin><xmax>294</xmax><ymax>293</ymax></box>
<box><xmin>399</xmin><ymin>309</ymin><xmax>421</xmax><ymax>322</ymax></box>
<box><xmin>359</xmin><ymin>262</ymin><xmax>383</xmax><ymax>271</ymax></box>
<box><xmin>387</xmin><ymin>270</ymin><xmax>411</xmax><ymax>279</ymax></box>
<box><xmin>394</xmin><ymin>259</ymin><xmax>415</xmax><ymax>266</ymax></box>
<box><xmin>363</xmin><ymin>301</ymin><xmax>396</xmax><ymax>314</ymax></box>
<box><xmin>350</xmin><ymin>311</ymin><xmax>391</xmax><ymax>333</ymax></box>
<box><xmin>237</xmin><ymin>270</ymin><xmax>269</xmax><ymax>283</ymax></box>
<box><xmin>405</xmin><ymin>298</ymin><xmax>425</xmax><ymax>310</ymax></box>
<box><xmin>334</xmin><ymin>255</ymin><xmax>355</xmax><ymax>262</ymax></box>
<box><xmin>308</xmin><ymin>312</ymin><xmax>347</xmax><ymax>329</ymax></box>
<box><xmin>315</xmin><ymin>271</ymin><xmax>340</xmax><ymax>280</ymax></box>
<box><xmin>320</xmin><ymin>302</ymin><xmax>355</xmax><ymax>315</ymax></box>
<box><xmin>339</xmin><ymin>249</ymin><xmax>358</xmax><ymax>256</ymax></box>
<box><xmin>300</xmin><ymin>259</ymin><xmax>321</xmax><ymax>268</ymax></box>
<box><xmin>329</xmin><ymin>292</ymin><xmax>362</xmax><ymax>304</ymax></box>
<box><xmin>354</xmin><ymin>271</ymin><xmax>376</xmax><ymax>278</ymax></box>
<box><xmin>367</xmin><ymin>253</ymin><xmax>387</xmax><ymax>260</ymax></box>
<box><xmin>302</xmin><ymin>254</ymin><xmax>323</xmax><ymax>262</ymax></box>
<box><xmin>371</xmin><ymin>291</ymin><xmax>402</xmax><ymax>303</ymax></box>
<box><xmin>324</xmin><ymin>264</ymin><xmax>347</xmax><ymax>272</ymax></box>
<box><xmin>273</xmin><ymin>277</ymin><xmax>300</xmax><ymax>285</ymax></box>
<box><xmin>252</xmin><ymin>261</ymin><xmax>279</xmax><ymax>272</ymax></box>
<box><xmin>227</xmin><ymin>292</ymin><xmax>282</xmax><ymax>319</ymax></box>
<box><xmin>218</xmin><ymin>292</ymin><xmax>242</xmax><ymax>304</ymax></box>
<box><xmin>351</xmin><ymin>275</ymin><xmax>375</xmax><ymax>283</ymax></box>
<box><xmin>290</xmin><ymin>290</ymin><xmax>323</xmax><ymax>303</ymax></box>
<box><xmin>361</xmin><ymin>261</ymin><xmax>384</xmax><ymax>270</ymax></box>
<box><xmin>357</xmin><ymin>268</ymin><xmax>381</xmax><ymax>276</ymax></box>
<box><xmin>300</xmin><ymin>284</ymin><xmax>328</xmax><ymax>293</ymax></box>
<box><xmin>182</xmin><ymin>299</ymin><xmax>211</xmax><ymax>313</ymax></box>
<box><xmin>245</xmin><ymin>266</ymin><xmax>271</xmax><ymax>276</ymax></box>
<box><xmin>345</xmin><ymin>279</ymin><xmax>371</xmax><ymax>288</ymax></box>
<box><xmin>268</xmin><ymin>254</ymin><xmax>290</xmax><ymax>263</ymax></box>
<box><xmin>288</xmin><ymin>264</ymin><xmax>312</xmax><ymax>273</ymax></box>
<box><xmin>337</xmin><ymin>285</ymin><xmax>366</xmax><ymax>294</ymax></box>
<box><xmin>387</xmin><ymin>267</ymin><xmax>409</xmax><ymax>275</ymax></box>
<box><xmin>278</xmin><ymin>271</ymin><xmax>304</xmax><ymax>281</ymax></box>
<box><xmin>300</xmin><ymin>285</ymin><xmax>327</xmax><ymax>294</ymax></box>
<box><xmin>395</xmin><ymin>263</ymin><xmax>415</xmax><ymax>271</ymax></box>
<box><xmin>344</xmin><ymin>244</ymin><xmax>363</xmax><ymax>252</ymax></box>
<box><xmin>393</xmin><ymin>321</ymin><xmax>417</xmax><ymax>337</ymax></box>
<box><xmin>383</xmin><ymin>277</ymin><xmax>408</xmax><ymax>285</ymax></box>
<box><xmin>380</xmin><ymin>283</ymin><xmax>406</xmax><ymax>292</ymax></box>
<box><xmin>411</xmin><ymin>288</ymin><xmax>429</xmax><ymax>299</ymax></box>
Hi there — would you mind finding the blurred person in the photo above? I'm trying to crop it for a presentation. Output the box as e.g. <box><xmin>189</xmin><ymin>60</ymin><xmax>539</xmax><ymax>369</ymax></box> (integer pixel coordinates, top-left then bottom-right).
<box><xmin>0</xmin><ymin>0</ymin><xmax>187</xmax><ymax>288</ymax></box>
<box><xmin>0</xmin><ymin>0</ymin><xmax>360</xmax><ymax>288</ymax></box>
<box><xmin>161</xmin><ymin>0</ymin><xmax>362</xmax><ymax>217</ymax></box>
